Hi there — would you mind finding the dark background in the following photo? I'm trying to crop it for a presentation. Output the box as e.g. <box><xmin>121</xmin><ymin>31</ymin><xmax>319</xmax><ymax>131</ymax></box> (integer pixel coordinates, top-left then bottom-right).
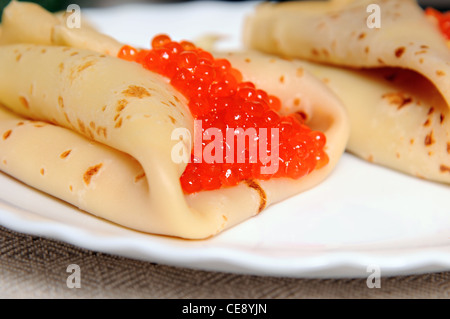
<box><xmin>0</xmin><ymin>0</ymin><xmax>449</xmax><ymax>22</ymax></box>
<box><xmin>0</xmin><ymin>0</ymin><xmax>449</xmax><ymax>11</ymax></box>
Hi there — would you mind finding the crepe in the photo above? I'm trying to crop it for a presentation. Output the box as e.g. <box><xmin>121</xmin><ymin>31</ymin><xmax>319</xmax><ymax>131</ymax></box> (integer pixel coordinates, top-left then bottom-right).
<box><xmin>0</xmin><ymin>2</ymin><xmax>349</xmax><ymax>239</ymax></box>
<box><xmin>0</xmin><ymin>0</ymin><xmax>122</xmax><ymax>55</ymax></box>
<box><xmin>244</xmin><ymin>0</ymin><xmax>450</xmax><ymax>184</ymax></box>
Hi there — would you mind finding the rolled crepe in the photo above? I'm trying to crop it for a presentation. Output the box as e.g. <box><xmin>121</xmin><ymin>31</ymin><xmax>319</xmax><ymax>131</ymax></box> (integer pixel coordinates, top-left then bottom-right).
<box><xmin>244</xmin><ymin>0</ymin><xmax>450</xmax><ymax>184</ymax></box>
<box><xmin>0</xmin><ymin>3</ymin><xmax>349</xmax><ymax>239</ymax></box>
<box><xmin>0</xmin><ymin>1</ymin><xmax>122</xmax><ymax>55</ymax></box>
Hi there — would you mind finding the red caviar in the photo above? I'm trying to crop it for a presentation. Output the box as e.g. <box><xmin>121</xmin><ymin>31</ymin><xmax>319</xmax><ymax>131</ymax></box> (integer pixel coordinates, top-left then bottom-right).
<box><xmin>425</xmin><ymin>7</ymin><xmax>450</xmax><ymax>40</ymax></box>
<box><xmin>118</xmin><ymin>34</ymin><xmax>329</xmax><ymax>194</ymax></box>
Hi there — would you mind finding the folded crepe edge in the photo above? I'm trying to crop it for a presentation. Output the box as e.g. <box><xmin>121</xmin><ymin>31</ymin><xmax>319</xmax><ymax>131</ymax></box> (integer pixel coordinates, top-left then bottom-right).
<box><xmin>243</xmin><ymin>0</ymin><xmax>450</xmax><ymax>110</ymax></box>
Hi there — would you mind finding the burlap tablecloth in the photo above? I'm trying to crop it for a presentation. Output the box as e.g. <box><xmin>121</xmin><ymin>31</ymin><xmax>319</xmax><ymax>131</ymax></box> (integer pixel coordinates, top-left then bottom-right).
<box><xmin>0</xmin><ymin>225</ymin><xmax>448</xmax><ymax>299</ymax></box>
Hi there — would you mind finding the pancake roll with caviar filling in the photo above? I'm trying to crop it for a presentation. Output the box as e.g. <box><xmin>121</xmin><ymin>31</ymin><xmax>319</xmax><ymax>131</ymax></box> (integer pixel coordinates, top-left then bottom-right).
<box><xmin>0</xmin><ymin>1</ymin><xmax>349</xmax><ymax>239</ymax></box>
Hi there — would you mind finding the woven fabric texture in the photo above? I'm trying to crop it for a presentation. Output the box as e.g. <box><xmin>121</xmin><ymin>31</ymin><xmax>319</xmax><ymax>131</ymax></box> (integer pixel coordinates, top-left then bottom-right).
<box><xmin>0</xmin><ymin>225</ymin><xmax>449</xmax><ymax>299</ymax></box>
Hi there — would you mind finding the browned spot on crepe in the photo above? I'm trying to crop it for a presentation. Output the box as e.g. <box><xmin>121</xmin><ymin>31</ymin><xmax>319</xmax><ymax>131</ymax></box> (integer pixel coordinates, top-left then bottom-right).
<box><xmin>447</xmin><ymin>142</ymin><xmax>450</xmax><ymax>154</ymax></box>
<box><xmin>440</xmin><ymin>165</ymin><xmax>450</xmax><ymax>173</ymax></box>
<box><xmin>245</xmin><ymin>179</ymin><xmax>267</xmax><ymax>213</ymax></box>
<box><xmin>60</xmin><ymin>150</ymin><xmax>72</xmax><ymax>159</ymax></box>
<box><xmin>40</xmin><ymin>168</ymin><xmax>45</xmax><ymax>176</ymax></box>
<box><xmin>122</xmin><ymin>85</ymin><xmax>151</xmax><ymax>98</ymax></box>
<box><xmin>115</xmin><ymin>117</ymin><xmax>123</xmax><ymax>128</ymax></box>
<box><xmin>382</xmin><ymin>92</ymin><xmax>412</xmax><ymax>109</ymax></box>
<box><xmin>296</xmin><ymin>111</ymin><xmax>308</xmax><ymax>121</ymax></box>
<box><xmin>96</xmin><ymin>126</ymin><xmax>107</xmax><ymax>138</ymax></box>
<box><xmin>296</xmin><ymin>68</ymin><xmax>304</xmax><ymax>77</ymax></box>
<box><xmin>83</xmin><ymin>163</ymin><xmax>103</xmax><ymax>185</ymax></box>
<box><xmin>116</xmin><ymin>99</ymin><xmax>128</xmax><ymax>112</ymax></box>
<box><xmin>424</xmin><ymin>131</ymin><xmax>435</xmax><ymax>146</ymax></box>
<box><xmin>436</xmin><ymin>70</ymin><xmax>445</xmax><ymax>76</ymax></box>
<box><xmin>77</xmin><ymin>119</ymin><xmax>86</xmax><ymax>133</ymax></box>
<box><xmin>134</xmin><ymin>172</ymin><xmax>146</xmax><ymax>183</ymax></box>
<box><xmin>19</xmin><ymin>96</ymin><xmax>29</xmax><ymax>109</ymax></box>
<box><xmin>69</xmin><ymin>60</ymin><xmax>96</xmax><ymax>82</ymax></box>
<box><xmin>2</xmin><ymin>130</ymin><xmax>12</xmax><ymax>140</ymax></box>
<box><xmin>77</xmin><ymin>60</ymin><xmax>95</xmax><ymax>72</ymax></box>
<box><xmin>16</xmin><ymin>53</ymin><xmax>22</xmax><ymax>62</ymax></box>
<box><xmin>440</xmin><ymin>114</ymin><xmax>445</xmax><ymax>124</ymax></box>
<box><xmin>64</xmin><ymin>112</ymin><xmax>72</xmax><ymax>125</ymax></box>
<box><xmin>168</xmin><ymin>116</ymin><xmax>176</xmax><ymax>124</ymax></box>
<box><xmin>87</xmin><ymin>128</ymin><xmax>95</xmax><ymax>139</ymax></box>
<box><xmin>395</xmin><ymin>47</ymin><xmax>405</xmax><ymax>58</ymax></box>
<box><xmin>58</xmin><ymin>96</ymin><xmax>64</xmax><ymax>108</ymax></box>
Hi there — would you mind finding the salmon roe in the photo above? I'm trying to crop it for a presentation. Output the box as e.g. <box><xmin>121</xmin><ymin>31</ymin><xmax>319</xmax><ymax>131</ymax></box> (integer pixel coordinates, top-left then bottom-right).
<box><xmin>118</xmin><ymin>34</ymin><xmax>329</xmax><ymax>194</ymax></box>
<box><xmin>426</xmin><ymin>7</ymin><xmax>450</xmax><ymax>40</ymax></box>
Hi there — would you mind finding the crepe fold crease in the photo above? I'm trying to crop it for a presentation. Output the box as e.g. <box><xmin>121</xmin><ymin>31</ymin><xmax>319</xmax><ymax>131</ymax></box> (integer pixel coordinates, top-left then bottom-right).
<box><xmin>244</xmin><ymin>0</ymin><xmax>450</xmax><ymax>184</ymax></box>
<box><xmin>0</xmin><ymin>2</ymin><xmax>348</xmax><ymax>239</ymax></box>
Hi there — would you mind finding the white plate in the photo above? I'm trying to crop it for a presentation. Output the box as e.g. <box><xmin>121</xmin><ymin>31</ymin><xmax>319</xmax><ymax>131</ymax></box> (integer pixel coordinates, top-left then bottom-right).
<box><xmin>1</xmin><ymin>1</ymin><xmax>450</xmax><ymax>279</ymax></box>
